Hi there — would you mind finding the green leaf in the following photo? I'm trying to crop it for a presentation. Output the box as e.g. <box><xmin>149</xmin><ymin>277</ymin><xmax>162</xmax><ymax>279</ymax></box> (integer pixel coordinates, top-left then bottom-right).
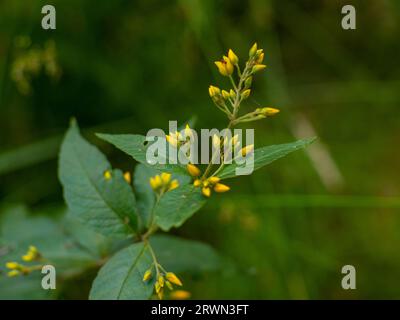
<box><xmin>96</xmin><ymin>133</ymin><xmax>188</xmax><ymax>175</ymax></box>
<box><xmin>218</xmin><ymin>137</ymin><xmax>316</xmax><ymax>179</ymax></box>
<box><xmin>133</xmin><ymin>164</ymin><xmax>192</xmax><ymax>229</ymax></box>
<box><xmin>59</xmin><ymin>121</ymin><xmax>138</xmax><ymax>238</ymax></box>
<box><xmin>89</xmin><ymin>242</ymin><xmax>153</xmax><ymax>300</ymax></box>
<box><xmin>150</xmin><ymin>235</ymin><xmax>221</xmax><ymax>273</ymax></box>
<box><xmin>154</xmin><ymin>185</ymin><xmax>207</xmax><ymax>231</ymax></box>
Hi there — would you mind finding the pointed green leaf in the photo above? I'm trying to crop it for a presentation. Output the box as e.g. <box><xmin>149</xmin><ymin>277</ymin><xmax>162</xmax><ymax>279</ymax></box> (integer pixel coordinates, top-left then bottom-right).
<box><xmin>96</xmin><ymin>133</ymin><xmax>188</xmax><ymax>175</ymax></box>
<box><xmin>218</xmin><ymin>137</ymin><xmax>316</xmax><ymax>179</ymax></box>
<box><xmin>89</xmin><ymin>242</ymin><xmax>153</xmax><ymax>300</ymax></box>
<box><xmin>59</xmin><ymin>121</ymin><xmax>138</xmax><ymax>238</ymax></box>
<box><xmin>154</xmin><ymin>185</ymin><xmax>207</xmax><ymax>231</ymax></box>
<box><xmin>150</xmin><ymin>235</ymin><xmax>221</xmax><ymax>272</ymax></box>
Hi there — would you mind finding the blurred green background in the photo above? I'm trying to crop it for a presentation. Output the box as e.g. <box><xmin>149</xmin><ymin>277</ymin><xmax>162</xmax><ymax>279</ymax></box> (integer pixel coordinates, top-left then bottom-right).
<box><xmin>1</xmin><ymin>0</ymin><xmax>400</xmax><ymax>299</ymax></box>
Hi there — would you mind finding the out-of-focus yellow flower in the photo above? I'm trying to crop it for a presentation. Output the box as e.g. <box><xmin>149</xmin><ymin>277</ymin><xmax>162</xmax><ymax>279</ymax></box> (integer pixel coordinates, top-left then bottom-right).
<box><xmin>7</xmin><ymin>270</ymin><xmax>20</xmax><ymax>277</ymax></box>
<box><xmin>228</xmin><ymin>49</ymin><xmax>239</xmax><ymax>65</ymax></box>
<box><xmin>123</xmin><ymin>171</ymin><xmax>131</xmax><ymax>184</ymax></box>
<box><xmin>22</xmin><ymin>245</ymin><xmax>40</xmax><ymax>262</ymax></box>
<box><xmin>256</xmin><ymin>52</ymin><xmax>265</xmax><ymax>64</ymax></box>
<box><xmin>202</xmin><ymin>187</ymin><xmax>211</xmax><ymax>197</ymax></box>
<box><xmin>214</xmin><ymin>183</ymin><xmax>230</xmax><ymax>193</ymax></box>
<box><xmin>168</xmin><ymin>179</ymin><xmax>179</xmax><ymax>191</ymax></box>
<box><xmin>170</xmin><ymin>290</ymin><xmax>191</xmax><ymax>300</ymax></box>
<box><xmin>150</xmin><ymin>175</ymin><xmax>162</xmax><ymax>190</ymax></box>
<box><xmin>104</xmin><ymin>170</ymin><xmax>112</xmax><ymax>180</ymax></box>
<box><xmin>208</xmin><ymin>176</ymin><xmax>220</xmax><ymax>184</ymax></box>
<box><xmin>212</xmin><ymin>134</ymin><xmax>220</xmax><ymax>150</ymax></box>
<box><xmin>166</xmin><ymin>272</ymin><xmax>183</xmax><ymax>286</ymax></box>
<box><xmin>240</xmin><ymin>144</ymin><xmax>254</xmax><ymax>157</ymax></box>
<box><xmin>158</xmin><ymin>275</ymin><xmax>165</xmax><ymax>287</ymax></box>
<box><xmin>166</xmin><ymin>133</ymin><xmax>178</xmax><ymax>148</ymax></box>
<box><xmin>193</xmin><ymin>179</ymin><xmax>201</xmax><ymax>187</ymax></box>
<box><xmin>187</xmin><ymin>164</ymin><xmax>201</xmax><ymax>177</ymax></box>
<box><xmin>161</xmin><ymin>172</ymin><xmax>171</xmax><ymax>185</ymax></box>
<box><xmin>6</xmin><ymin>262</ymin><xmax>20</xmax><ymax>270</ymax></box>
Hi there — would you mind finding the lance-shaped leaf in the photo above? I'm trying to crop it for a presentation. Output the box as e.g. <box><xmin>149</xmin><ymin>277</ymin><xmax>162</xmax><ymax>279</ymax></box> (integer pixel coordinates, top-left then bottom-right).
<box><xmin>218</xmin><ymin>137</ymin><xmax>316</xmax><ymax>179</ymax></box>
<box><xmin>89</xmin><ymin>242</ymin><xmax>154</xmax><ymax>300</ymax></box>
<box><xmin>59</xmin><ymin>120</ymin><xmax>138</xmax><ymax>238</ymax></box>
<box><xmin>96</xmin><ymin>133</ymin><xmax>188</xmax><ymax>175</ymax></box>
<box><xmin>154</xmin><ymin>185</ymin><xmax>207</xmax><ymax>231</ymax></box>
<box><xmin>133</xmin><ymin>164</ymin><xmax>192</xmax><ymax>230</ymax></box>
<box><xmin>150</xmin><ymin>235</ymin><xmax>221</xmax><ymax>272</ymax></box>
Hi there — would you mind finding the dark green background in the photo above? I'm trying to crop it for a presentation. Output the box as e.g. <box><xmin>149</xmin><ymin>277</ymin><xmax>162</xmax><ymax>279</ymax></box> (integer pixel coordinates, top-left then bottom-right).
<box><xmin>1</xmin><ymin>0</ymin><xmax>400</xmax><ymax>299</ymax></box>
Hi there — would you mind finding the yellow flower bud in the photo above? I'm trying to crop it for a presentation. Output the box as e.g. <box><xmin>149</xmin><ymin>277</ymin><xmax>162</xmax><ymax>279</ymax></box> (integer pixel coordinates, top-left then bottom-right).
<box><xmin>212</xmin><ymin>134</ymin><xmax>220</xmax><ymax>150</ymax></box>
<box><xmin>241</xmin><ymin>144</ymin><xmax>254</xmax><ymax>156</ymax></box>
<box><xmin>208</xmin><ymin>85</ymin><xmax>220</xmax><ymax>97</ymax></box>
<box><xmin>187</xmin><ymin>164</ymin><xmax>201</xmax><ymax>177</ymax></box>
<box><xmin>7</xmin><ymin>270</ymin><xmax>20</xmax><ymax>277</ymax></box>
<box><xmin>241</xmin><ymin>89</ymin><xmax>251</xmax><ymax>100</ymax></box>
<box><xmin>261</xmin><ymin>107</ymin><xmax>280</xmax><ymax>116</ymax></box>
<box><xmin>160</xmin><ymin>172</ymin><xmax>171</xmax><ymax>185</ymax></box>
<box><xmin>165</xmin><ymin>272</ymin><xmax>183</xmax><ymax>286</ymax></box>
<box><xmin>158</xmin><ymin>275</ymin><xmax>165</xmax><ymax>287</ymax></box>
<box><xmin>202</xmin><ymin>187</ymin><xmax>211</xmax><ymax>197</ymax></box>
<box><xmin>166</xmin><ymin>134</ymin><xmax>178</xmax><ymax>148</ymax></box>
<box><xmin>22</xmin><ymin>253</ymin><xmax>35</xmax><ymax>262</ymax></box>
<box><xmin>157</xmin><ymin>288</ymin><xmax>164</xmax><ymax>300</ymax></box>
<box><xmin>193</xmin><ymin>179</ymin><xmax>201</xmax><ymax>187</ymax></box>
<box><xmin>214</xmin><ymin>183</ymin><xmax>230</xmax><ymax>193</ymax></box>
<box><xmin>6</xmin><ymin>262</ymin><xmax>19</xmax><ymax>270</ymax></box>
<box><xmin>155</xmin><ymin>281</ymin><xmax>161</xmax><ymax>293</ymax></box>
<box><xmin>228</xmin><ymin>49</ymin><xmax>239</xmax><ymax>65</ymax></box>
<box><xmin>166</xmin><ymin>281</ymin><xmax>174</xmax><ymax>290</ymax></box>
<box><xmin>208</xmin><ymin>176</ymin><xmax>221</xmax><ymax>184</ymax></box>
<box><xmin>221</xmin><ymin>90</ymin><xmax>230</xmax><ymax>100</ymax></box>
<box><xmin>256</xmin><ymin>52</ymin><xmax>265</xmax><ymax>64</ymax></box>
<box><xmin>215</xmin><ymin>57</ymin><xmax>234</xmax><ymax>76</ymax></box>
<box><xmin>103</xmin><ymin>170</ymin><xmax>112</xmax><ymax>180</ymax></box>
<box><xmin>170</xmin><ymin>290</ymin><xmax>191</xmax><ymax>300</ymax></box>
<box><xmin>249</xmin><ymin>42</ymin><xmax>258</xmax><ymax>57</ymax></box>
<box><xmin>150</xmin><ymin>175</ymin><xmax>162</xmax><ymax>190</ymax></box>
<box><xmin>123</xmin><ymin>172</ymin><xmax>131</xmax><ymax>184</ymax></box>
<box><xmin>184</xmin><ymin>124</ymin><xmax>193</xmax><ymax>139</ymax></box>
<box><xmin>251</xmin><ymin>64</ymin><xmax>267</xmax><ymax>74</ymax></box>
<box><xmin>229</xmin><ymin>89</ymin><xmax>236</xmax><ymax>99</ymax></box>
<box><xmin>168</xmin><ymin>179</ymin><xmax>179</xmax><ymax>191</ymax></box>
<box><xmin>244</xmin><ymin>76</ymin><xmax>252</xmax><ymax>89</ymax></box>
<box><xmin>143</xmin><ymin>269</ymin><xmax>152</xmax><ymax>282</ymax></box>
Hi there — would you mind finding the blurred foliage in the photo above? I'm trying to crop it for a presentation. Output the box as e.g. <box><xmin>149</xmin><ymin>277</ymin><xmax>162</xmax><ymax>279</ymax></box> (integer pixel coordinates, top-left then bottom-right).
<box><xmin>0</xmin><ymin>0</ymin><xmax>400</xmax><ymax>299</ymax></box>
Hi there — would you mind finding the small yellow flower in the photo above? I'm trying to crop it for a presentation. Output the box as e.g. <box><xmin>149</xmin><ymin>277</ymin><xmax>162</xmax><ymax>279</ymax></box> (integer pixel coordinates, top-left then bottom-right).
<box><xmin>251</xmin><ymin>64</ymin><xmax>267</xmax><ymax>74</ymax></box>
<box><xmin>149</xmin><ymin>175</ymin><xmax>162</xmax><ymax>190</ymax></box>
<box><xmin>256</xmin><ymin>52</ymin><xmax>265</xmax><ymax>64</ymax></box>
<box><xmin>166</xmin><ymin>134</ymin><xmax>178</xmax><ymax>147</ymax></box>
<box><xmin>168</xmin><ymin>179</ymin><xmax>179</xmax><ymax>191</ymax></box>
<box><xmin>258</xmin><ymin>107</ymin><xmax>280</xmax><ymax>116</ymax></box>
<box><xmin>221</xmin><ymin>90</ymin><xmax>230</xmax><ymax>100</ymax></box>
<box><xmin>7</xmin><ymin>270</ymin><xmax>20</xmax><ymax>277</ymax></box>
<box><xmin>241</xmin><ymin>144</ymin><xmax>254</xmax><ymax>156</ymax></box>
<box><xmin>241</xmin><ymin>89</ymin><xmax>251</xmax><ymax>100</ymax></box>
<box><xmin>228</xmin><ymin>49</ymin><xmax>239</xmax><ymax>65</ymax></box>
<box><xmin>193</xmin><ymin>179</ymin><xmax>201</xmax><ymax>187</ymax></box>
<box><xmin>123</xmin><ymin>171</ymin><xmax>131</xmax><ymax>184</ymax></box>
<box><xmin>212</xmin><ymin>134</ymin><xmax>220</xmax><ymax>150</ymax></box>
<box><xmin>158</xmin><ymin>275</ymin><xmax>165</xmax><ymax>287</ymax></box>
<box><xmin>214</xmin><ymin>183</ymin><xmax>230</xmax><ymax>193</ymax></box>
<box><xmin>143</xmin><ymin>269</ymin><xmax>152</xmax><ymax>282</ymax></box>
<box><xmin>165</xmin><ymin>272</ymin><xmax>183</xmax><ymax>286</ymax></box>
<box><xmin>229</xmin><ymin>89</ymin><xmax>236</xmax><ymax>99</ymax></box>
<box><xmin>170</xmin><ymin>290</ymin><xmax>191</xmax><ymax>300</ymax></box>
<box><xmin>202</xmin><ymin>187</ymin><xmax>211</xmax><ymax>197</ymax></box>
<box><xmin>208</xmin><ymin>176</ymin><xmax>220</xmax><ymax>184</ymax></box>
<box><xmin>22</xmin><ymin>252</ymin><xmax>35</xmax><ymax>262</ymax></box>
<box><xmin>249</xmin><ymin>42</ymin><xmax>258</xmax><ymax>57</ymax></box>
<box><xmin>22</xmin><ymin>245</ymin><xmax>40</xmax><ymax>262</ymax></box>
<box><xmin>208</xmin><ymin>85</ymin><xmax>220</xmax><ymax>97</ymax></box>
<box><xmin>161</xmin><ymin>172</ymin><xmax>171</xmax><ymax>185</ymax></box>
<box><xmin>103</xmin><ymin>170</ymin><xmax>112</xmax><ymax>180</ymax></box>
<box><xmin>184</xmin><ymin>124</ymin><xmax>193</xmax><ymax>139</ymax></box>
<box><xmin>215</xmin><ymin>56</ymin><xmax>234</xmax><ymax>76</ymax></box>
<box><xmin>187</xmin><ymin>164</ymin><xmax>201</xmax><ymax>177</ymax></box>
<box><xmin>6</xmin><ymin>262</ymin><xmax>20</xmax><ymax>270</ymax></box>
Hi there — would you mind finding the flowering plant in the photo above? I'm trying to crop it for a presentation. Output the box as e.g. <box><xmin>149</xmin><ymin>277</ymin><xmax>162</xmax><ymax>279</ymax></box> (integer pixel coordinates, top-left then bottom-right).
<box><xmin>3</xmin><ymin>43</ymin><xmax>314</xmax><ymax>300</ymax></box>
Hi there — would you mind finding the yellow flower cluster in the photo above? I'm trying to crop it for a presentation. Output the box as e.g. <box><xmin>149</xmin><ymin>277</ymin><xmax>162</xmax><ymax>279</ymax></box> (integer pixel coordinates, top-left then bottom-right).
<box><xmin>143</xmin><ymin>266</ymin><xmax>183</xmax><ymax>300</ymax></box>
<box><xmin>5</xmin><ymin>246</ymin><xmax>42</xmax><ymax>277</ymax></box>
<box><xmin>149</xmin><ymin>172</ymin><xmax>179</xmax><ymax>193</ymax></box>
<box><xmin>187</xmin><ymin>164</ymin><xmax>230</xmax><ymax>197</ymax></box>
